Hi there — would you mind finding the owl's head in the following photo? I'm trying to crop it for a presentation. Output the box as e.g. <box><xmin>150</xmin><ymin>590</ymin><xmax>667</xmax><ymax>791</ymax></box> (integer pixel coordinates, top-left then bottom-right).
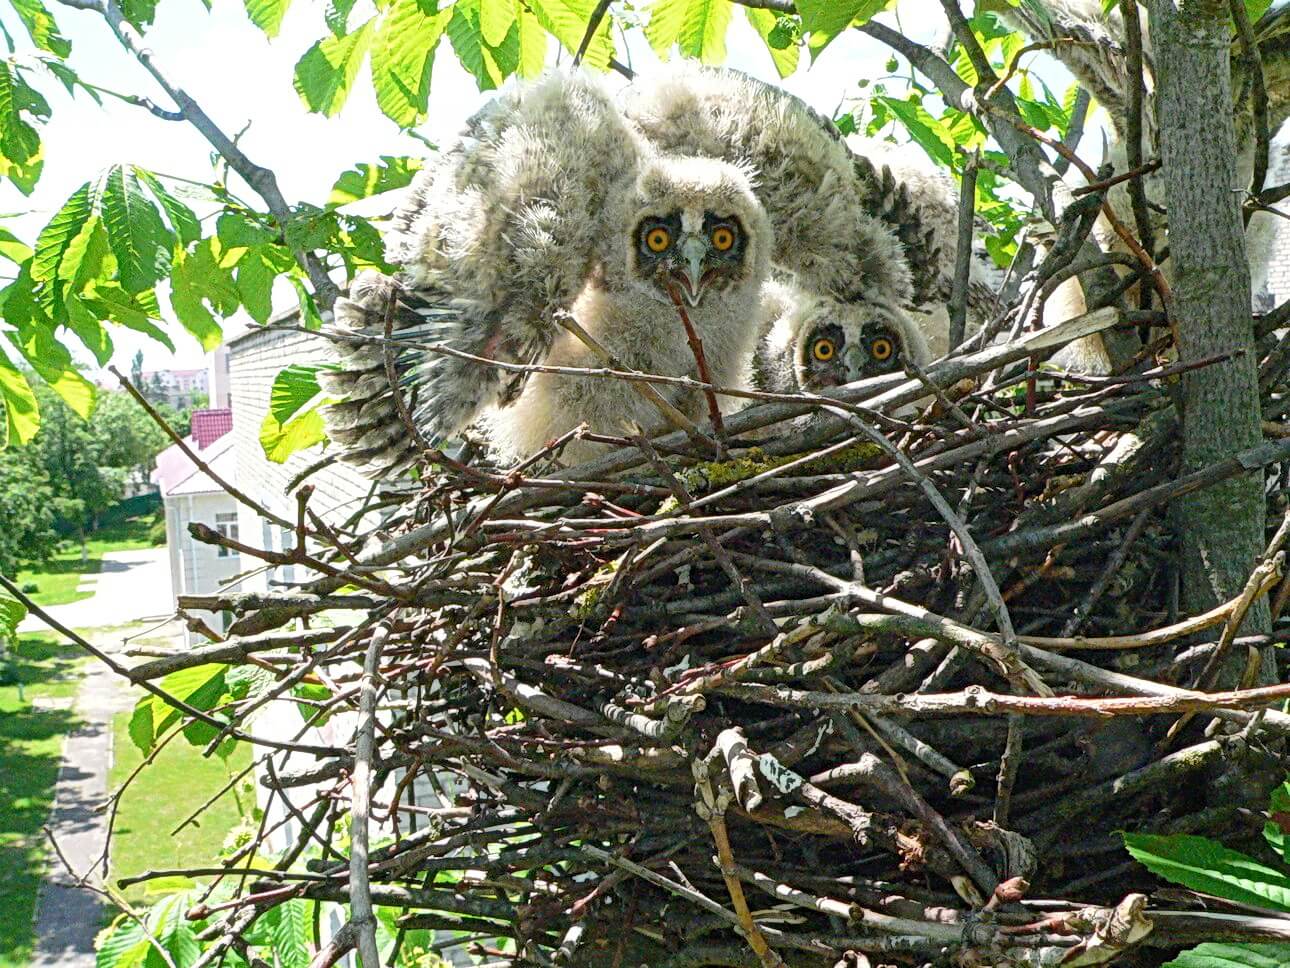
<box><xmin>781</xmin><ymin>294</ymin><xmax>930</xmax><ymax>391</ymax></box>
<box><xmin>623</xmin><ymin>155</ymin><xmax>771</xmax><ymax>307</ymax></box>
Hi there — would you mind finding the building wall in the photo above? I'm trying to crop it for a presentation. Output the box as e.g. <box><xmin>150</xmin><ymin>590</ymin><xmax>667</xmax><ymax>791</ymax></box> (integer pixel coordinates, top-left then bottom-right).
<box><xmin>163</xmin><ymin>490</ymin><xmax>243</xmax><ymax>645</ymax></box>
<box><xmin>226</xmin><ymin>323</ymin><xmax>374</xmax><ymax>595</ymax></box>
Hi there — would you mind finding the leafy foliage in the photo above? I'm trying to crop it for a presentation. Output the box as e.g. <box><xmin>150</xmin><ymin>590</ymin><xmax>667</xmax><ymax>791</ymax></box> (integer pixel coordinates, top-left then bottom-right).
<box><xmin>259</xmin><ymin>363</ymin><xmax>334</xmax><ymax>462</ymax></box>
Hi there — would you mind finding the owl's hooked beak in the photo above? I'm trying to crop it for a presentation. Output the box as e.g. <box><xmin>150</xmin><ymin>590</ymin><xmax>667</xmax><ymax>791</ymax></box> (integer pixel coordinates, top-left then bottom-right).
<box><xmin>672</xmin><ymin>235</ymin><xmax>709</xmax><ymax>306</ymax></box>
<box><xmin>843</xmin><ymin>344</ymin><xmax>869</xmax><ymax>380</ymax></box>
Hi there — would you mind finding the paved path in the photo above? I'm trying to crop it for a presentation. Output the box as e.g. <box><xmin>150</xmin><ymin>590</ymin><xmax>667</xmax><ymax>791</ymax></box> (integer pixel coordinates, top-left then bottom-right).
<box><xmin>29</xmin><ymin>636</ymin><xmax>136</xmax><ymax>968</ymax></box>
<box><xmin>20</xmin><ymin>548</ymin><xmax>173</xmax><ymax>633</ymax></box>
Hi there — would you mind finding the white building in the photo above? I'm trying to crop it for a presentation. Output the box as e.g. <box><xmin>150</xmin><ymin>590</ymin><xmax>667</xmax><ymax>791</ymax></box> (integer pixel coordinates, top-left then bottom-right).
<box><xmin>141</xmin><ymin>367</ymin><xmax>210</xmax><ymax>411</ymax></box>
<box><xmin>151</xmin><ymin>409</ymin><xmax>242</xmax><ymax>645</ymax></box>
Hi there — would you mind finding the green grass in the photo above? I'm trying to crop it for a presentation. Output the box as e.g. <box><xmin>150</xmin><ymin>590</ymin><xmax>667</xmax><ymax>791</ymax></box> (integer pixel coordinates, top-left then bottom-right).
<box><xmin>0</xmin><ymin>632</ymin><xmax>85</xmax><ymax>968</ymax></box>
<box><xmin>15</xmin><ymin>515</ymin><xmax>164</xmax><ymax>608</ymax></box>
<box><xmin>108</xmin><ymin>713</ymin><xmax>253</xmax><ymax>904</ymax></box>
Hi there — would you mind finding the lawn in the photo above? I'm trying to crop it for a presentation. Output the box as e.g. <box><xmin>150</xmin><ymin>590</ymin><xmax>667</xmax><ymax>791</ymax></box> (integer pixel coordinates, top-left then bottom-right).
<box><xmin>0</xmin><ymin>632</ymin><xmax>84</xmax><ymax>968</ymax></box>
<box><xmin>15</xmin><ymin>515</ymin><xmax>164</xmax><ymax>608</ymax></box>
<box><xmin>108</xmin><ymin>712</ymin><xmax>253</xmax><ymax>903</ymax></box>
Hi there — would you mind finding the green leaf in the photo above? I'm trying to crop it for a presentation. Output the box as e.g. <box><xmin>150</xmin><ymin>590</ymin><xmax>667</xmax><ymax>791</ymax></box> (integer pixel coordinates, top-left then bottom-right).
<box><xmin>643</xmin><ymin>0</ymin><xmax>687</xmax><ymax>58</ymax></box>
<box><xmin>64</xmin><ymin>294</ymin><xmax>113</xmax><ymax>365</ymax></box>
<box><xmin>137</xmin><ymin>170</ymin><xmax>201</xmax><ymax>246</ymax></box>
<box><xmin>1164</xmin><ymin>943</ymin><xmax>1290</xmax><ymax>968</ymax></box>
<box><xmin>83</xmin><ymin>282</ymin><xmax>174</xmax><ymax>352</ymax></box>
<box><xmin>272</xmin><ymin>900</ymin><xmax>311</xmax><ymax>968</ymax></box>
<box><xmin>1265</xmin><ymin>779</ymin><xmax>1290</xmax><ymax>861</ymax></box>
<box><xmin>526</xmin><ymin>0</ymin><xmax>612</xmax><ymax>69</ymax></box>
<box><xmin>327</xmin><ymin>155</ymin><xmax>423</xmax><ymax>208</ymax></box>
<box><xmin>875</xmin><ymin>96</ymin><xmax>956</xmax><ymax>167</ymax></box>
<box><xmin>169</xmin><ymin>240</ymin><xmax>237</xmax><ymax>352</ymax></box>
<box><xmin>98</xmin><ymin>164</ymin><xmax>175</xmax><ymax>294</ymax></box>
<box><xmin>7</xmin><ymin>0</ymin><xmax>71</xmax><ymax>56</ymax></box>
<box><xmin>0</xmin><ymin>226</ymin><xmax>32</xmax><ymax>264</ymax></box>
<box><xmin>1246</xmin><ymin>0</ymin><xmax>1274</xmax><ymax>26</ymax></box>
<box><xmin>0</xmin><ymin>345</ymin><xmax>39</xmax><ymax>446</ymax></box>
<box><xmin>243</xmin><ymin>0</ymin><xmax>292</xmax><ymax>37</ymax></box>
<box><xmin>293</xmin><ymin>18</ymin><xmax>376</xmax><ymax>117</ymax></box>
<box><xmin>260</xmin><ymin>406</ymin><xmax>326</xmax><ymax>461</ymax></box>
<box><xmin>674</xmin><ymin>0</ymin><xmax>732</xmax><ymax>63</ymax></box>
<box><xmin>289</xmin><ymin>277</ymin><xmax>323</xmax><ymax>330</ymax></box>
<box><xmin>798</xmin><ymin>0</ymin><xmax>886</xmax><ymax>58</ymax></box>
<box><xmin>216</xmin><ymin>210</ymin><xmax>277</xmax><ymax>250</ymax></box>
<box><xmin>446</xmin><ymin>0</ymin><xmax>518</xmax><ymax>90</ymax></box>
<box><xmin>127</xmin><ymin>664</ymin><xmax>228</xmax><ymax>755</ymax></box>
<box><xmin>1123</xmin><ymin>833</ymin><xmax>1290</xmax><ymax>913</ymax></box>
<box><xmin>269</xmin><ymin>363</ymin><xmax>330</xmax><ymax>423</ymax></box>
<box><xmin>0</xmin><ymin>63</ymin><xmax>45</xmax><ymax>193</ymax></box>
<box><xmin>744</xmin><ymin>8</ymin><xmax>798</xmax><ymax>77</ymax></box>
<box><xmin>370</xmin><ymin>0</ymin><xmax>450</xmax><ymax>126</ymax></box>
<box><xmin>479</xmin><ymin>0</ymin><xmax>516</xmax><ymax>46</ymax></box>
<box><xmin>96</xmin><ymin>913</ymin><xmax>151</xmax><ymax>968</ymax></box>
<box><xmin>0</xmin><ymin>591</ymin><xmax>25</xmax><ymax>638</ymax></box>
<box><xmin>8</xmin><ymin>324</ymin><xmax>97</xmax><ymax>418</ymax></box>
<box><xmin>514</xmin><ymin>4</ymin><xmax>546</xmax><ymax>77</ymax></box>
<box><xmin>325</xmin><ymin>0</ymin><xmax>357</xmax><ymax>34</ymax></box>
<box><xmin>118</xmin><ymin>0</ymin><xmax>158</xmax><ymax>29</ymax></box>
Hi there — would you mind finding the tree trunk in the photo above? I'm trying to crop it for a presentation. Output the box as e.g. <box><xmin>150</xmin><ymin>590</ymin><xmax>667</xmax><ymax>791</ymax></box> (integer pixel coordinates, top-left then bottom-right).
<box><xmin>1149</xmin><ymin>0</ymin><xmax>1270</xmax><ymax>681</ymax></box>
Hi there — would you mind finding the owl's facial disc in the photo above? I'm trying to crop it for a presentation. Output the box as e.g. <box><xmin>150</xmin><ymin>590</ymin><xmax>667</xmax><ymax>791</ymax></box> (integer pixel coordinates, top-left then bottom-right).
<box><xmin>635</xmin><ymin>211</ymin><xmax>746</xmax><ymax>306</ymax></box>
<box><xmin>801</xmin><ymin>322</ymin><xmax>904</xmax><ymax>388</ymax></box>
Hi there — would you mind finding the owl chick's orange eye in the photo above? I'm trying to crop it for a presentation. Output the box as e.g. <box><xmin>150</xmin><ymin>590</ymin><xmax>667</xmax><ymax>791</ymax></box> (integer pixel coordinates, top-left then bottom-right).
<box><xmin>645</xmin><ymin>227</ymin><xmax>671</xmax><ymax>253</ymax></box>
<box><xmin>711</xmin><ymin>225</ymin><xmax>736</xmax><ymax>251</ymax></box>
<box><xmin>870</xmin><ymin>337</ymin><xmax>895</xmax><ymax>362</ymax></box>
<box><xmin>812</xmin><ymin>338</ymin><xmax>836</xmax><ymax>362</ymax></box>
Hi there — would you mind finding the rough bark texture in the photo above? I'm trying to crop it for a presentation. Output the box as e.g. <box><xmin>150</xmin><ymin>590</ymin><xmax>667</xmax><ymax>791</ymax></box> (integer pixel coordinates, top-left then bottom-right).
<box><xmin>1149</xmin><ymin>0</ymin><xmax>1271</xmax><ymax>670</ymax></box>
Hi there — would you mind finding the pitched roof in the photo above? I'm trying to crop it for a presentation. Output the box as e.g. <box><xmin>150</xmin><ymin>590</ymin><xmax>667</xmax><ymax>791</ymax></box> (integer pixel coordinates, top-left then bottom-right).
<box><xmin>191</xmin><ymin>408</ymin><xmax>233</xmax><ymax>449</ymax></box>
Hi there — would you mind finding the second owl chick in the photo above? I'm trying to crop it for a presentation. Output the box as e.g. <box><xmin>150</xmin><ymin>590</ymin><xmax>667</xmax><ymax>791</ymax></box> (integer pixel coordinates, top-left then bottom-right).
<box><xmin>752</xmin><ymin>278</ymin><xmax>931</xmax><ymax>396</ymax></box>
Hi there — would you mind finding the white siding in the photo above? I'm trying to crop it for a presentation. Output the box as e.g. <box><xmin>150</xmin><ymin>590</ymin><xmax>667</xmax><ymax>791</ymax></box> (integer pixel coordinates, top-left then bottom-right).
<box><xmin>163</xmin><ymin>490</ymin><xmax>243</xmax><ymax>645</ymax></box>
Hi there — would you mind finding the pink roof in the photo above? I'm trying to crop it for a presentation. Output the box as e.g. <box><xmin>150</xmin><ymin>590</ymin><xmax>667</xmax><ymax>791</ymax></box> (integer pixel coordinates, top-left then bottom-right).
<box><xmin>151</xmin><ymin>432</ymin><xmax>237</xmax><ymax>497</ymax></box>
<box><xmin>191</xmin><ymin>409</ymin><xmax>233</xmax><ymax>449</ymax></box>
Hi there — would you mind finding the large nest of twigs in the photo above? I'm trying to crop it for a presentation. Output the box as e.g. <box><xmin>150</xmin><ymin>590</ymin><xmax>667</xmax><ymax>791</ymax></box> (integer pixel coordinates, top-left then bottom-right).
<box><xmin>170</xmin><ymin>306</ymin><xmax>1290</xmax><ymax>968</ymax></box>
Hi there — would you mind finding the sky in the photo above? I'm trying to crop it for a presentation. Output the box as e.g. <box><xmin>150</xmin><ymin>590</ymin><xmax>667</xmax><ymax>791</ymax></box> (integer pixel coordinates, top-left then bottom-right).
<box><xmin>0</xmin><ymin>0</ymin><xmax>1082</xmax><ymax>376</ymax></box>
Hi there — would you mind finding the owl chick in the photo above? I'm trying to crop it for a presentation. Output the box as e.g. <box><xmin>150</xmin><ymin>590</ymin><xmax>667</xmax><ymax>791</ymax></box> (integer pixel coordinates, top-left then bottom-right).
<box><xmin>751</xmin><ymin>278</ymin><xmax>931</xmax><ymax>396</ymax></box>
<box><xmin>321</xmin><ymin>71</ymin><xmax>774</xmax><ymax>472</ymax></box>
<box><xmin>620</xmin><ymin>63</ymin><xmax>913</xmax><ymax>308</ymax></box>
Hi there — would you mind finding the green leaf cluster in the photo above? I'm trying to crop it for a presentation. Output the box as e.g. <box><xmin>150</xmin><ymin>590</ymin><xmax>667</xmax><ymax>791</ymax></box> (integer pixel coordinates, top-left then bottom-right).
<box><xmin>259</xmin><ymin>362</ymin><xmax>336</xmax><ymax>462</ymax></box>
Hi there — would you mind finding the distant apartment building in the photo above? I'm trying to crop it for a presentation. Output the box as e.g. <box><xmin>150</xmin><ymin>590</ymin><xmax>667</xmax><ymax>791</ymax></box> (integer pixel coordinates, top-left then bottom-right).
<box><xmin>151</xmin><ymin>408</ymin><xmax>240</xmax><ymax>645</ymax></box>
<box><xmin>140</xmin><ymin>367</ymin><xmax>209</xmax><ymax>410</ymax></box>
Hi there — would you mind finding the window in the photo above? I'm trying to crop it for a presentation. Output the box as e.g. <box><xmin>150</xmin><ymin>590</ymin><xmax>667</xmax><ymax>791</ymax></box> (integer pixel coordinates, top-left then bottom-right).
<box><xmin>214</xmin><ymin>512</ymin><xmax>239</xmax><ymax>558</ymax></box>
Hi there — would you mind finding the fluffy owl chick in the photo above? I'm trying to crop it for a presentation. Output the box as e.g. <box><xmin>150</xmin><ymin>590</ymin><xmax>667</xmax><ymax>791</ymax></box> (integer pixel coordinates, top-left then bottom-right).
<box><xmin>620</xmin><ymin>63</ymin><xmax>912</xmax><ymax>307</ymax></box>
<box><xmin>752</xmin><ymin>278</ymin><xmax>931</xmax><ymax>396</ymax></box>
<box><xmin>321</xmin><ymin>71</ymin><xmax>775</xmax><ymax>472</ymax></box>
<box><xmin>487</xmin><ymin>155</ymin><xmax>771</xmax><ymax>463</ymax></box>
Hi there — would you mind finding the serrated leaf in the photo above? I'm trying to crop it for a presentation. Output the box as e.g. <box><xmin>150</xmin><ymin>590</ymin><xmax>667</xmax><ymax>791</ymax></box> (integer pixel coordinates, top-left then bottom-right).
<box><xmin>745</xmin><ymin>7</ymin><xmax>798</xmax><ymax>77</ymax></box>
<box><xmin>272</xmin><ymin>900</ymin><xmax>311</xmax><ymax>968</ymax></box>
<box><xmin>137</xmin><ymin>170</ymin><xmax>201</xmax><ymax>246</ymax></box>
<box><xmin>293</xmin><ymin>18</ymin><xmax>376</xmax><ymax>117</ymax></box>
<box><xmin>269</xmin><ymin>363</ymin><xmax>329</xmax><ymax>422</ymax></box>
<box><xmin>96</xmin><ymin>913</ymin><xmax>150</xmax><ymax>968</ymax></box>
<box><xmin>325</xmin><ymin>0</ymin><xmax>357</xmax><ymax>34</ymax></box>
<box><xmin>514</xmin><ymin>4</ymin><xmax>545</xmax><ymax>77</ymax></box>
<box><xmin>83</xmin><ymin>282</ymin><xmax>174</xmax><ymax>352</ymax></box>
<box><xmin>643</xmin><ymin>0</ymin><xmax>687</xmax><ymax>58</ymax></box>
<box><xmin>479</xmin><ymin>0</ymin><xmax>516</xmax><ymax>46</ymax></box>
<box><xmin>527</xmin><ymin>0</ymin><xmax>612</xmax><ymax>69</ymax></box>
<box><xmin>98</xmin><ymin>165</ymin><xmax>175</xmax><ymax>294</ymax></box>
<box><xmin>674</xmin><ymin>0</ymin><xmax>731</xmax><ymax>62</ymax></box>
<box><xmin>169</xmin><ymin>240</ymin><xmax>236</xmax><ymax>351</ymax></box>
<box><xmin>9</xmin><ymin>325</ymin><xmax>96</xmax><ymax>418</ymax></box>
<box><xmin>446</xmin><ymin>0</ymin><xmax>517</xmax><ymax>90</ymax></box>
<box><xmin>1123</xmin><ymin>833</ymin><xmax>1290</xmax><ymax>913</ymax></box>
<box><xmin>799</xmin><ymin>0</ymin><xmax>886</xmax><ymax>58</ymax></box>
<box><xmin>327</xmin><ymin>155</ymin><xmax>423</xmax><ymax>207</ymax></box>
<box><xmin>1163</xmin><ymin>943</ymin><xmax>1290</xmax><ymax>968</ymax></box>
<box><xmin>31</xmin><ymin>181</ymin><xmax>90</xmax><ymax>290</ymax></box>
<box><xmin>370</xmin><ymin>0</ymin><xmax>450</xmax><ymax>126</ymax></box>
<box><xmin>243</xmin><ymin>0</ymin><xmax>292</xmax><ymax>37</ymax></box>
<box><xmin>0</xmin><ymin>591</ymin><xmax>24</xmax><ymax>638</ymax></box>
<box><xmin>0</xmin><ymin>345</ymin><xmax>39</xmax><ymax>445</ymax></box>
<box><xmin>128</xmin><ymin>664</ymin><xmax>228</xmax><ymax>755</ymax></box>
<box><xmin>64</xmin><ymin>293</ymin><xmax>113</xmax><ymax>365</ymax></box>
<box><xmin>8</xmin><ymin>0</ymin><xmax>70</xmax><ymax>56</ymax></box>
<box><xmin>234</xmin><ymin>248</ymin><xmax>276</xmax><ymax>324</ymax></box>
<box><xmin>875</xmin><ymin>96</ymin><xmax>956</xmax><ymax>167</ymax></box>
<box><xmin>260</xmin><ymin>405</ymin><xmax>327</xmax><ymax>461</ymax></box>
<box><xmin>0</xmin><ymin>226</ymin><xmax>31</xmax><ymax>264</ymax></box>
<box><xmin>289</xmin><ymin>277</ymin><xmax>323</xmax><ymax>330</ymax></box>
<box><xmin>0</xmin><ymin>63</ymin><xmax>45</xmax><ymax>194</ymax></box>
<box><xmin>118</xmin><ymin>0</ymin><xmax>157</xmax><ymax>29</ymax></box>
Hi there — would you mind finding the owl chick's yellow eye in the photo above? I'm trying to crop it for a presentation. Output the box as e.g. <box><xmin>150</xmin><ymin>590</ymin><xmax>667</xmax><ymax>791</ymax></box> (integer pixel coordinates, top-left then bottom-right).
<box><xmin>812</xmin><ymin>338</ymin><xmax>835</xmax><ymax>362</ymax></box>
<box><xmin>711</xmin><ymin>225</ymin><xmax>736</xmax><ymax>252</ymax></box>
<box><xmin>870</xmin><ymin>337</ymin><xmax>894</xmax><ymax>362</ymax></box>
<box><xmin>645</xmin><ymin>227</ymin><xmax>671</xmax><ymax>253</ymax></box>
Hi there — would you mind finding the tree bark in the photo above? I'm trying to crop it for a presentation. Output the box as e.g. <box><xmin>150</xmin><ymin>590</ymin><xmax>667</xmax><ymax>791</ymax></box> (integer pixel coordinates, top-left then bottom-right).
<box><xmin>1149</xmin><ymin>0</ymin><xmax>1270</xmax><ymax>679</ymax></box>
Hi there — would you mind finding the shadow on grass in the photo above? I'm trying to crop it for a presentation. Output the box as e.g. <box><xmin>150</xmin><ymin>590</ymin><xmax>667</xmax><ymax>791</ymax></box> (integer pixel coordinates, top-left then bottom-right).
<box><xmin>0</xmin><ymin>634</ymin><xmax>84</xmax><ymax>968</ymax></box>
